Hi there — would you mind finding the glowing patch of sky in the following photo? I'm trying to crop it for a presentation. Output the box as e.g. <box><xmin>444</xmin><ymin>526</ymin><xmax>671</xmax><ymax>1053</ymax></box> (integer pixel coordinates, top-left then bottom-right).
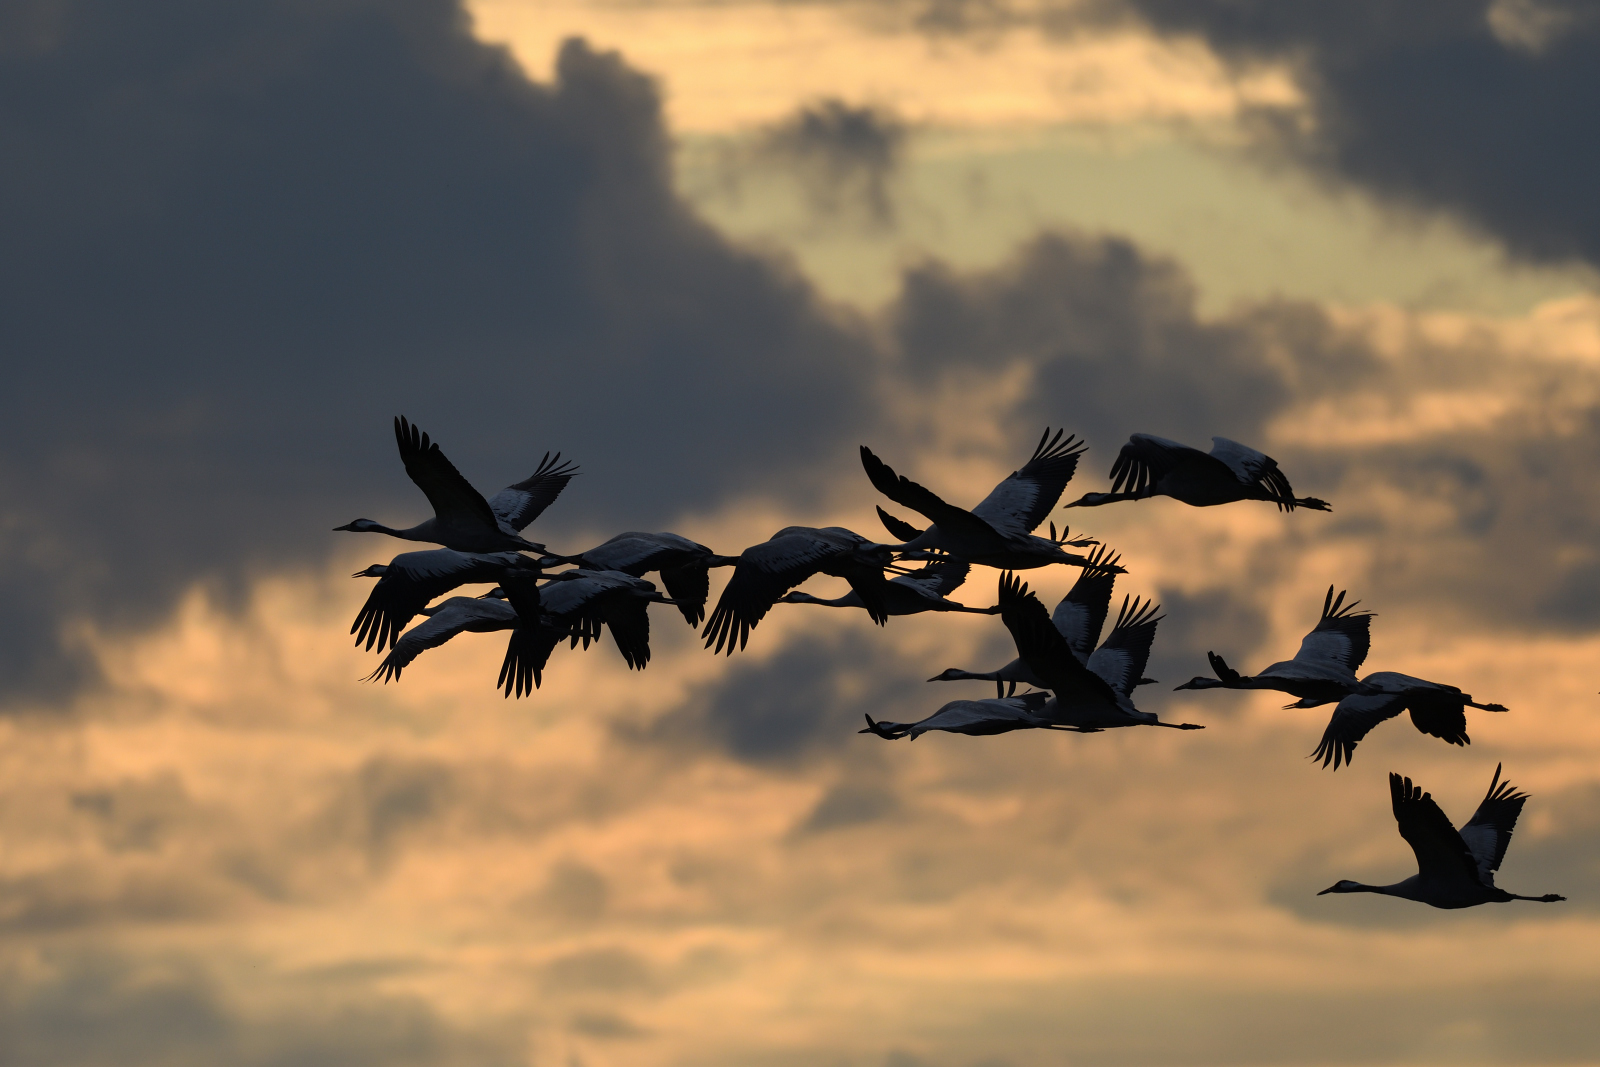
<box><xmin>681</xmin><ymin>125</ymin><xmax>1598</xmax><ymax>315</ymax></box>
<box><xmin>469</xmin><ymin>0</ymin><xmax>1298</xmax><ymax>131</ymax></box>
<box><xmin>470</xmin><ymin>0</ymin><xmax>1596</xmax><ymax>315</ymax></box>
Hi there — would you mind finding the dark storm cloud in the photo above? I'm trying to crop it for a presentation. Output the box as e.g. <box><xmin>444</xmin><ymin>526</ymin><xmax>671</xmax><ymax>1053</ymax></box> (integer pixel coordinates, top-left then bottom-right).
<box><xmin>1112</xmin><ymin>0</ymin><xmax>1600</xmax><ymax>269</ymax></box>
<box><xmin>755</xmin><ymin>99</ymin><xmax>908</xmax><ymax>227</ymax></box>
<box><xmin>0</xmin><ymin>0</ymin><xmax>873</xmax><ymax>702</ymax></box>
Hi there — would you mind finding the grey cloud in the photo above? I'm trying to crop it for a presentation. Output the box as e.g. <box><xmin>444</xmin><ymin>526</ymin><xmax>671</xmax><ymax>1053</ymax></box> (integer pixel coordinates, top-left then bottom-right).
<box><xmin>523</xmin><ymin>861</ymin><xmax>611</xmax><ymax>925</ymax></box>
<box><xmin>70</xmin><ymin>772</ymin><xmax>193</xmax><ymax>853</ymax></box>
<box><xmin>1149</xmin><ymin>585</ymin><xmax>1271</xmax><ymax>704</ymax></box>
<box><xmin>0</xmin><ymin>865</ymin><xmax>235</xmax><ymax>933</ymax></box>
<box><xmin>636</xmin><ymin>631</ymin><xmax>932</xmax><ymax>766</ymax></box>
<box><xmin>755</xmin><ymin>99</ymin><xmax>908</xmax><ymax>227</ymax></box>
<box><xmin>1114</xmin><ymin>0</ymin><xmax>1600</xmax><ymax>270</ymax></box>
<box><xmin>0</xmin><ymin>0</ymin><xmax>875</xmax><ymax>703</ymax></box>
<box><xmin>884</xmin><ymin>229</ymin><xmax>1600</xmax><ymax>638</ymax></box>
<box><xmin>793</xmin><ymin>780</ymin><xmax>899</xmax><ymax>833</ymax></box>
<box><xmin>889</xmin><ymin>234</ymin><xmax>1295</xmax><ymax>450</ymax></box>
<box><xmin>539</xmin><ymin>947</ymin><xmax>657</xmax><ymax>993</ymax></box>
<box><xmin>13</xmin><ymin>0</ymin><xmax>1600</xmax><ymax>743</ymax></box>
<box><xmin>0</xmin><ymin>952</ymin><xmax>522</xmax><ymax>1067</ymax></box>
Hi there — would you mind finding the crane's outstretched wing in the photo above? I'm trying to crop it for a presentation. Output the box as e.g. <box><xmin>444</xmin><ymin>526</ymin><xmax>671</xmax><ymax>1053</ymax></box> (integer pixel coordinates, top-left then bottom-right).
<box><xmin>998</xmin><ymin>572</ymin><xmax>1121</xmax><ymax>708</ymax></box>
<box><xmin>1405</xmin><ymin>691</ymin><xmax>1471</xmax><ymax>748</ymax></box>
<box><xmin>1086</xmin><ymin>596</ymin><xmax>1163</xmax><ymax>697</ymax></box>
<box><xmin>860</xmin><ymin>446</ymin><xmax>1005</xmax><ymax>547</ymax></box>
<box><xmin>893</xmin><ymin>559</ymin><xmax>971</xmax><ymax>598</ymax></box>
<box><xmin>1107</xmin><ymin>435</ymin><xmax>1197</xmax><ymax>496</ymax></box>
<box><xmin>576</xmin><ymin>532</ymin><xmax>709</xmax><ymax>575</ymax></box>
<box><xmin>1291</xmin><ymin>586</ymin><xmax>1374</xmax><ymax>673</ymax></box>
<box><xmin>394</xmin><ymin>416</ymin><xmax>500</xmax><ymax>530</ymax></box>
<box><xmin>1458</xmin><ymin>763</ymin><xmax>1528</xmax><ymax>887</ymax></box>
<box><xmin>970</xmin><ymin>428</ymin><xmax>1087</xmax><ymax>537</ymax></box>
<box><xmin>498</xmin><ymin>618</ymin><xmax>568</xmax><ymax>698</ymax></box>
<box><xmin>1389</xmin><ymin>772</ymin><xmax>1484</xmax><ymax>885</ymax></box>
<box><xmin>1355</xmin><ymin>673</ymin><xmax>1470</xmax><ymax>748</ymax></box>
<box><xmin>659</xmin><ymin>561</ymin><xmax>712</xmax><ymax>626</ymax></box>
<box><xmin>351</xmin><ymin>549</ymin><xmax>524</xmax><ymax>651</ymax></box>
<box><xmin>1209</xmin><ymin>437</ymin><xmax>1307</xmax><ymax>512</ymax></box>
<box><xmin>1051</xmin><ymin>545</ymin><xmax>1121</xmax><ymax>662</ymax></box>
<box><xmin>876</xmin><ymin>506</ymin><xmax>923</xmax><ymax>543</ymax></box>
<box><xmin>603</xmin><ymin>596</ymin><xmax>654</xmax><ymax>671</ymax></box>
<box><xmin>488</xmin><ymin>452</ymin><xmax>579</xmax><ymax>531</ymax></box>
<box><xmin>366</xmin><ymin>597</ymin><xmax>517</xmax><ymax>683</ymax></box>
<box><xmin>1311</xmin><ymin>692</ymin><xmax>1407</xmax><ymax>770</ymax></box>
<box><xmin>702</xmin><ymin>532</ymin><xmax>840</xmax><ymax>654</ymax></box>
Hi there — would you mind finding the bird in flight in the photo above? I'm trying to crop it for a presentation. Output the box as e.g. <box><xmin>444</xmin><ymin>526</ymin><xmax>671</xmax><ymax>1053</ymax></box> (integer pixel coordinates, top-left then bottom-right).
<box><xmin>862</xmin><ymin>428</ymin><xmax>1111</xmax><ymax>572</ymax></box>
<box><xmin>1065</xmin><ymin>434</ymin><xmax>1329</xmax><ymax>511</ymax></box>
<box><xmin>1319</xmin><ymin>765</ymin><xmax>1564</xmax><ymax>908</ymax></box>
<box><xmin>335</xmin><ymin>416</ymin><xmax>577</xmax><ymax>553</ymax></box>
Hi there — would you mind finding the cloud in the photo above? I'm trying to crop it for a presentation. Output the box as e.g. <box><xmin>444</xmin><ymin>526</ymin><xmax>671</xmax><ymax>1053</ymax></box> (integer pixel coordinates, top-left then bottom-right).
<box><xmin>0</xmin><ymin>0</ymin><xmax>876</xmax><ymax>702</ymax></box>
<box><xmin>0</xmin><ymin>952</ymin><xmax>523</xmax><ymax>1067</ymax></box>
<box><xmin>888</xmin><ymin>233</ymin><xmax>1297</xmax><ymax>448</ymax></box>
<box><xmin>754</xmin><ymin>99</ymin><xmax>909</xmax><ymax>228</ymax></box>
<box><xmin>638</xmin><ymin>631</ymin><xmax>929</xmax><ymax>766</ymax></box>
<box><xmin>1112</xmin><ymin>0</ymin><xmax>1600</xmax><ymax>270</ymax></box>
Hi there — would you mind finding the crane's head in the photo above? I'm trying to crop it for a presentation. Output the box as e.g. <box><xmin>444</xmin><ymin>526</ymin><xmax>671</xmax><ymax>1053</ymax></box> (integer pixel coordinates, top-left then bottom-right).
<box><xmin>333</xmin><ymin>518</ymin><xmax>383</xmax><ymax>533</ymax></box>
<box><xmin>350</xmin><ymin>564</ymin><xmax>387</xmax><ymax>579</ymax></box>
<box><xmin>778</xmin><ymin>592</ymin><xmax>819</xmax><ymax>605</ymax></box>
<box><xmin>1317</xmin><ymin>880</ymin><xmax>1365</xmax><ymax>895</ymax></box>
<box><xmin>1062</xmin><ymin>493</ymin><xmax>1107</xmax><ymax>508</ymax></box>
<box><xmin>926</xmin><ymin>668</ymin><xmax>971</xmax><ymax>682</ymax></box>
<box><xmin>1173</xmin><ymin>676</ymin><xmax>1226</xmax><ymax>691</ymax></box>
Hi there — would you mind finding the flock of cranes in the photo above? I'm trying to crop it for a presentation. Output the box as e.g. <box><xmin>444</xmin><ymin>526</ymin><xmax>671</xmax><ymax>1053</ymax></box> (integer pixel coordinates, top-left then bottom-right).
<box><xmin>338</xmin><ymin>418</ymin><xmax>1565</xmax><ymax>912</ymax></box>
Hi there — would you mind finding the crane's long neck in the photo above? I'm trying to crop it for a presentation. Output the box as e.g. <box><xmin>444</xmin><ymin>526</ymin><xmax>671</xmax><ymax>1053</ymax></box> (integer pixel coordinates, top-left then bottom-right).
<box><xmin>788</xmin><ymin>591</ymin><xmax>859</xmax><ymax>608</ymax></box>
<box><xmin>378</xmin><ymin>519</ymin><xmax>436</xmax><ymax>542</ymax></box>
<box><xmin>930</xmin><ymin>600</ymin><xmax>1002</xmax><ymax>614</ymax></box>
<box><xmin>934</xmin><ymin>669</ymin><xmax>999</xmax><ymax>682</ymax></box>
<box><xmin>1065</xmin><ymin>490</ymin><xmax>1147</xmax><ymax>508</ymax></box>
<box><xmin>1177</xmin><ymin>677</ymin><xmax>1231</xmax><ymax>691</ymax></box>
<box><xmin>1321</xmin><ymin>879</ymin><xmax>1416</xmax><ymax>900</ymax></box>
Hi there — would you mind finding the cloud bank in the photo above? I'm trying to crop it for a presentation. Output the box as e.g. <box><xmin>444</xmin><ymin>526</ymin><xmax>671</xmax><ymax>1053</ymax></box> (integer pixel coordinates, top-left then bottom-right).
<box><xmin>1116</xmin><ymin>0</ymin><xmax>1600</xmax><ymax>269</ymax></box>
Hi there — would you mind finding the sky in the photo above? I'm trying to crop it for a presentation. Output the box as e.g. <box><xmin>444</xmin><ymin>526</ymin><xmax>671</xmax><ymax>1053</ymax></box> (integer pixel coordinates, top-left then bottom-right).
<box><xmin>3</xmin><ymin>1</ymin><xmax>1600</xmax><ymax>1065</ymax></box>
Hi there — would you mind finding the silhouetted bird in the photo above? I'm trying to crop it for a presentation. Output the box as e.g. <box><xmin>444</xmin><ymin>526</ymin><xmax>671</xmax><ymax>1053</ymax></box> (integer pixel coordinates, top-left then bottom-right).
<box><xmin>498</xmin><ymin>570</ymin><xmax>677</xmax><ymax>696</ymax></box>
<box><xmin>1318</xmin><ymin>765</ymin><xmax>1564</xmax><ymax>908</ymax></box>
<box><xmin>335</xmin><ymin>416</ymin><xmax>577</xmax><ymax>553</ymax></box>
<box><xmin>997</xmin><ymin>572</ymin><xmax>1201</xmax><ymax>732</ymax></box>
<box><xmin>862</xmin><ymin>428</ymin><xmax>1112</xmax><ymax>571</ymax></box>
<box><xmin>1065</xmin><ymin>434</ymin><xmax>1329</xmax><ymax>511</ymax></box>
<box><xmin>861</xmin><ymin>692</ymin><xmax>1070</xmax><ymax>740</ymax></box>
<box><xmin>929</xmin><ymin>545</ymin><xmax>1149</xmax><ymax>697</ymax></box>
<box><xmin>549</xmin><ymin>531</ymin><xmax>738</xmax><ymax>627</ymax></box>
<box><xmin>1174</xmin><ymin>587</ymin><xmax>1372</xmax><ymax>707</ymax></box>
<box><xmin>350</xmin><ymin>548</ymin><xmax>531</xmax><ymax>651</ymax></box>
<box><xmin>779</xmin><ymin>559</ymin><xmax>996</xmax><ymax>618</ymax></box>
<box><xmin>366</xmin><ymin>591</ymin><xmax>518</xmax><ymax>683</ymax></box>
<box><xmin>869</xmin><ymin>594</ymin><xmax>1180</xmax><ymax>739</ymax></box>
<box><xmin>1311</xmin><ymin>673</ymin><xmax>1509</xmax><ymax>770</ymax></box>
<box><xmin>702</xmin><ymin>527</ymin><xmax>895</xmax><ymax>654</ymax></box>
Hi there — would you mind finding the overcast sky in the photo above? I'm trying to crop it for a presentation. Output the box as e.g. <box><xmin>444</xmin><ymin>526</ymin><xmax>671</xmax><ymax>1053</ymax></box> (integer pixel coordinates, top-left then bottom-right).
<box><xmin>3</xmin><ymin>1</ymin><xmax>1600</xmax><ymax>1064</ymax></box>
